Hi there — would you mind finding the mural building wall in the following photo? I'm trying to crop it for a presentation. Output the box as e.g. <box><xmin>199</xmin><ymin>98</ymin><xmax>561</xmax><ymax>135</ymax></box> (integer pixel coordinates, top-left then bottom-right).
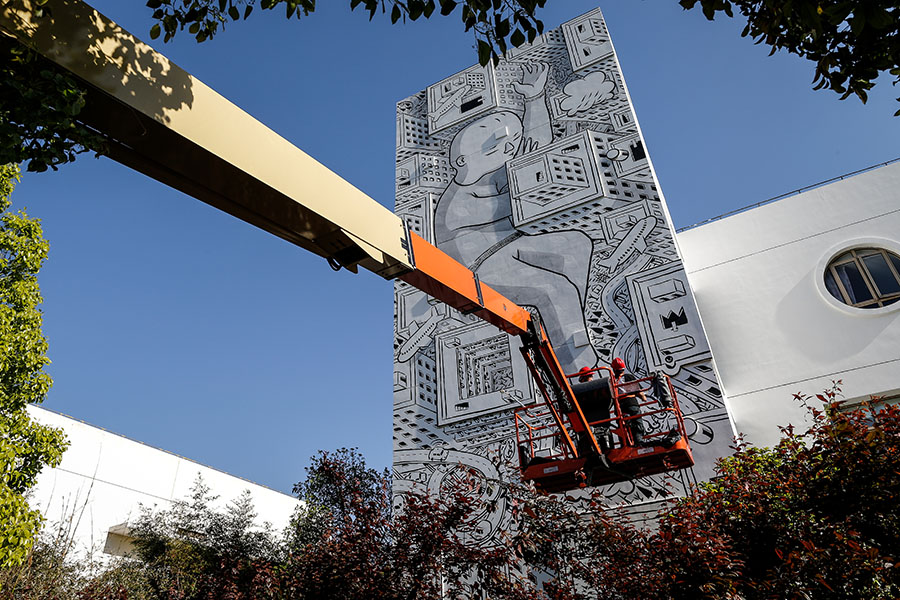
<box><xmin>392</xmin><ymin>7</ymin><xmax>732</xmax><ymax>540</ymax></box>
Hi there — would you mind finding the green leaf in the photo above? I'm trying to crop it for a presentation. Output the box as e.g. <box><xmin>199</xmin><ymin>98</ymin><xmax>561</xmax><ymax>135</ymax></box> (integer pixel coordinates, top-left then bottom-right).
<box><xmin>149</xmin><ymin>23</ymin><xmax>161</xmax><ymax>39</ymax></box>
<box><xmin>477</xmin><ymin>39</ymin><xmax>491</xmax><ymax>66</ymax></box>
<box><xmin>496</xmin><ymin>17</ymin><xmax>510</xmax><ymax>39</ymax></box>
<box><xmin>409</xmin><ymin>0</ymin><xmax>423</xmax><ymax>20</ymax></box>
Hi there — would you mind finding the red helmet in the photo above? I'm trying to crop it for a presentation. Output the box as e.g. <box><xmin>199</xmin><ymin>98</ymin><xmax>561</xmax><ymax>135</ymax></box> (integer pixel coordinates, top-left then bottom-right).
<box><xmin>577</xmin><ymin>366</ymin><xmax>593</xmax><ymax>382</ymax></box>
<box><xmin>611</xmin><ymin>358</ymin><xmax>626</xmax><ymax>373</ymax></box>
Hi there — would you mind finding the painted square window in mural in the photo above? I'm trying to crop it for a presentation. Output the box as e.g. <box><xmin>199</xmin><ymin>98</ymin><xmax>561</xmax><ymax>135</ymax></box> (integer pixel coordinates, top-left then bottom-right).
<box><xmin>457</xmin><ymin>334</ymin><xmax>514</xmax><ymax>400</ymax></box>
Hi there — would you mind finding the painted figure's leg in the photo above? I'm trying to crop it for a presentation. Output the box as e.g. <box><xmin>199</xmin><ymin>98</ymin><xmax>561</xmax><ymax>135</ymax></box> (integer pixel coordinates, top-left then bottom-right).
<box><xmin>513</xmin><ymin>231</ymin><xmax>593</xmax><ymax>304</ymax></box>
<box><xmin>478</xmin><ymin>250</ymin><xmax>597</xmax><ymax>371</ymax></box>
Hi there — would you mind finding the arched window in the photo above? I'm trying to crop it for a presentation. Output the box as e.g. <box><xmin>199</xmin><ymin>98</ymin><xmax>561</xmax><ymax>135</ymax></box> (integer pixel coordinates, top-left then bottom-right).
<box><xmin>824</xmin><ymin>248</ymin><xmax>900</xmax><ymax>309</ymax></box>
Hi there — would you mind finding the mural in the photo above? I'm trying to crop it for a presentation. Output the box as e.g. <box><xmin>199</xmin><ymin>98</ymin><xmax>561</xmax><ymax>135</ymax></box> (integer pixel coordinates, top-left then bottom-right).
<box><xmin>393</xmin><ymin>7</ymin><xmax>732</xmax><ymax>538</ymax></box>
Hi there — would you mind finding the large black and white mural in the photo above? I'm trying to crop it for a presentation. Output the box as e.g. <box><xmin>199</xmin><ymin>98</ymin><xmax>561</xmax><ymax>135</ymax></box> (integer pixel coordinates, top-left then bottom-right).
<box><xmin>393</xmin><ymin>7</ymin><xmax>732</xmax><ymax>533</ymax></box>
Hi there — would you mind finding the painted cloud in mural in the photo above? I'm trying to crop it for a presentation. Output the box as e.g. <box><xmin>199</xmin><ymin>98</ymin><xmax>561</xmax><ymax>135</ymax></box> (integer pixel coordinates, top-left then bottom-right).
<box><xmin>559</xmin><ymin>71</ymin><xmax>616</xmax><ymax>116</ymax></box>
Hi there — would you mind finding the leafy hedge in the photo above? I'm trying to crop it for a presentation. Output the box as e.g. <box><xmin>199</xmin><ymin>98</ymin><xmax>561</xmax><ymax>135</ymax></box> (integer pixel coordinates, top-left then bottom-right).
<box><xmin>3</xmin><ymin>387</ymin><xmax>899</xmax><ymax>599</ymax></box>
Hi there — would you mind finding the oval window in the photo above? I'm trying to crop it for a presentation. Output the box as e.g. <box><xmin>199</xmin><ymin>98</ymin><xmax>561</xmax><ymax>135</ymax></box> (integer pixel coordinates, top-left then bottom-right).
<box><xmin>824</xmin><ymin>248</ymin><xmax>900</xmax><ymax>309</ymax></box>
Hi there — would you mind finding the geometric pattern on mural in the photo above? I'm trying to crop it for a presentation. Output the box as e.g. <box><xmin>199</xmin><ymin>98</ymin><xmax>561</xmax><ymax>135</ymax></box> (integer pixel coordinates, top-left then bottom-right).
<box><xmin>393</xmin><ymin>7</ymin><xmax>732</xmax><ymax>541</ymax></box>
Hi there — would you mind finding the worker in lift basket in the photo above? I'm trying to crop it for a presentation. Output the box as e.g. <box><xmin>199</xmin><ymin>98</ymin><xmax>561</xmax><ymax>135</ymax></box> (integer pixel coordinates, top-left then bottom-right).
<box><xmin>610</xmin><ymin>358</ymin><xmax>648</xmax><ymax>447</ymax></box>
<box><xmin>611</xmin><ymin>358</ymin><xmax>681</xmax><ymax>449</ymax></box>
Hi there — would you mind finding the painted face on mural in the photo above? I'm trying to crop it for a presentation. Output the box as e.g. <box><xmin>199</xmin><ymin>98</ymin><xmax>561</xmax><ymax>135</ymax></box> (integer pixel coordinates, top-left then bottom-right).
<box><xmin>449</xmin><ymin>111</ymin><xmax>523</xmax><ymax>185</ymax></box>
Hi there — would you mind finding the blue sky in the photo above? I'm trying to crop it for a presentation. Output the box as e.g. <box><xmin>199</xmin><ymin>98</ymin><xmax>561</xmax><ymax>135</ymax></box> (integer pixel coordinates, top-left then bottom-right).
<box><xmin>14</xmin><ymin>1</ymin><xmax>899</xmax><ymax>495</ymax></box>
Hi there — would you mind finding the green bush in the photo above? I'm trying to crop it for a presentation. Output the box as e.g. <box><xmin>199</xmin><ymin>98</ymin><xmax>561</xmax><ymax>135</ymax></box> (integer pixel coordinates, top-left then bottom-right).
<box><xmin>3</xmin><ymin>388</ymin><xmax>899</xmax><ymax>598</ymax></box>
<box><xmin>0</xmin><ymin>164</ymin><xmax>67</xmax><ymax>572</ymax></box>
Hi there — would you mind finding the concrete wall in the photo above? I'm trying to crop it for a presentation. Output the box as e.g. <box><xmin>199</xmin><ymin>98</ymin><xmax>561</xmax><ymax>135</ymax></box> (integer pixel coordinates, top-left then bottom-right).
<box><xmin>29</xmin><ymin>405</ymin><xmax>300</xmax><ymax>558</ymax></box>
<box><xmin>678</xmin><ymin>161</ymin><xmax>900</xmax><ymax>446</ymax></box>
<box><xmin>392</xmin><ymin>6</ymin><xmax>731</xmax><ymax>536</ymax></box>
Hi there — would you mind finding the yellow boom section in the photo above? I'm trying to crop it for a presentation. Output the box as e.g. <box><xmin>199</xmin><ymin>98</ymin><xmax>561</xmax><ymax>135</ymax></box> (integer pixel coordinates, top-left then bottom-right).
<box><xmin>0</xmin><ymin>0</ymin><xmax>411</xmax><ymax>278</ymax></box>
<box><xmin>0</xmin><ymin>0</ymin><xmax>533</xmax><ymax>335</ymax></box>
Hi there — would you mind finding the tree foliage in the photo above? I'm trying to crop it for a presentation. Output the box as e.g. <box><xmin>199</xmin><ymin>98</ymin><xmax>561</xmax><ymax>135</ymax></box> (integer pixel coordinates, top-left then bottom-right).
<box><xmin>127</xmin><ymin>475</ymin><xmax>279</xmax><ymax>599</ymax></box>
<box><xmin>0</xmin><ymin>164</ymin><xmax>67</xmax><ymax>570</ymax></box>
<box><xmin>279</xmin><ymin>448</ymin><xmax>519</xmax><ymax>600</ymax></box>
<box><xmin>681</xmin><ymin>0</ymin><xmax>900</xmax><ymax>115</ymax></box>
<box><xmin>0</xmin><ymin>37</ymin><xmax>105</xmax><ymax>173</ymax></box>
<box><xmin>512</xmin><ymin>383</ymin><xmax>900</xmax><ymax>599</ymax></box>
<box><xmin>145</xmin><ymin>0</ymin><xmax>547</xmax><ymax>65</ymax></box>
<box><xmin>1</xmin><ymin>1</ymin><xmax>896</xmax><ymax>174</ymax></box>
<box><xmin>148</xmin><ymin>0</ymin><xmax>900</xmax><ymax>113</ymax></box>
<box><xmin>672</xmin><ymin>384</ymin><xmax>900</xmax><ymax>599</ymax></box>
<box><xmin>3</xmin><ymin>389</ymin><xmax>900</xmax><ymax>597</ymax></box>
<box><xmin>25</xmin><ymin>448</ymin><xmax>523</xmax><ymax>600</ymax></box>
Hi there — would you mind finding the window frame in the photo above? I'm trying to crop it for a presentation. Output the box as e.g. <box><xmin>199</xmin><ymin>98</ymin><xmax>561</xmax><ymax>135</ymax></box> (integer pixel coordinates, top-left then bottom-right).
<box><xmin>835</xmin><ymin>389</ymin><xmax>900</xmax><ymax>427</ymax></box>
<box><xmin>825</xmin><ymin>248</ymin><xmax>900</xmax><ymax>309</ymax></box>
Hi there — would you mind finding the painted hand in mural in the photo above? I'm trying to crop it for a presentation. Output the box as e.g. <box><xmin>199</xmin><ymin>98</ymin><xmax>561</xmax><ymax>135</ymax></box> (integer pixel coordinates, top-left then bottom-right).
<box><xmin>519</xmin><ymin>137</ymin><xmax>541</xmax><ymax>156</ymax></box>
<box><xmin>517</xmin><ymin>61</ymin><xmax>553</xmax><ymax>151</ymax></box>
<box><xmin>512</xmin><ymin>62</ymin><xmax>549</xmax><ymax>99</ymax></box>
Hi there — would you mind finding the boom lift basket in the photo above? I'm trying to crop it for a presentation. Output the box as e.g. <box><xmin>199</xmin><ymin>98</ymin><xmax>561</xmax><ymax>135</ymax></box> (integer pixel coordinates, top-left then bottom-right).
<box><xmin>514</xmin><ymin>368</ymin><xmax>694</xmax><ymax>493</ymax></box>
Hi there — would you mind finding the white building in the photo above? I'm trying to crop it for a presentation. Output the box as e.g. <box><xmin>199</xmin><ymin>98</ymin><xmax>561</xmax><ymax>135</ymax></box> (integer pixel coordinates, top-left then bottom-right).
<box><xmin>28</xmin><ymin>405</ymin><xmax>300</xmax><ymax>559</ymax></box>
<box><xmin>679</xmin><ymin>159</ymin><xmax>900</xmax><ymax>446</ymax></box>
